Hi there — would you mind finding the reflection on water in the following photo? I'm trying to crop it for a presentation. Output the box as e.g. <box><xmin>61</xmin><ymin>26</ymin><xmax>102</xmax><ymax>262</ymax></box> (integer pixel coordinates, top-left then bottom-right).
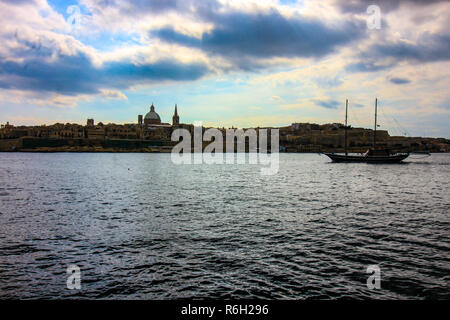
<box><xmin>0</xmin><ymin>153</ymin><xmax>449</xmax><ymax>299</ymax></box>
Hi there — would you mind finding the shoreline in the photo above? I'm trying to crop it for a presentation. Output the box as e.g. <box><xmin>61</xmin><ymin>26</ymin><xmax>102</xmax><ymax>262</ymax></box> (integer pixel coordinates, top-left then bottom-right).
<box><xmin>1</xmin><ymin>149</ymin><xmax>448</xmax><ymax>154</ymax></box>
<box><xmin>0</xmin><ymin>137</ymin><xmax>448</xmax><ymax>153</ymax></box>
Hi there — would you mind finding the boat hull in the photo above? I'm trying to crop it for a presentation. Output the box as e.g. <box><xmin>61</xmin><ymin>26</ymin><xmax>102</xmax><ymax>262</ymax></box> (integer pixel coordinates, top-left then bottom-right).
<box><xmin>324</xmin><ymin>153</ymin><xmax>409</xmax><ymax>163</ymax></box>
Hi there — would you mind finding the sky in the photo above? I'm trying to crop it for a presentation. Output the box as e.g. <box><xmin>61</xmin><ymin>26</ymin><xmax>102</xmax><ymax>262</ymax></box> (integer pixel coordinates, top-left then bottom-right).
<box><xmin>0</xmin><ymin>0</ymin><xmax>449</xmax><ymax>138</ymax></box>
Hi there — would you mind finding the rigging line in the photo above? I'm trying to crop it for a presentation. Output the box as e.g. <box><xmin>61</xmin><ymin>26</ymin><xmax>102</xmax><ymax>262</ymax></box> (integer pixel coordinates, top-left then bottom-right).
<box><xmin>381</xmin><ymin>106</ymin><xmax>410</xmax><ymax>137</ymax></box>
<box><xmin>393</xmin><ymin>117</ymin><xmax>411</xmax><ymax>137</ymax></box>
<box><xmin>379</xmin><ymin>107</ymin><xmax>396</xmax><ymax>134</ymax></box>
<box><xmin>380</xmin><ymin>107</ymin><xmax>408</xmax><ymax>137</ymax></box>
<box><xmin>349</xmin><ymin>102</ymin><xmax>362</xmax><ymax>128</ymax></box>
<box><xmin>379</xmin><ymin>108</ymin><xmax>398</xmax><ymax>136</ymax></box>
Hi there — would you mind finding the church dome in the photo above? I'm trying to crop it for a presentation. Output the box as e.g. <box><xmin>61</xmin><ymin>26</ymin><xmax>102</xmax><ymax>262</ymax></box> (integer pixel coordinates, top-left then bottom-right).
<box><xmin>144</xmin><ymin>104</ymin><xmax>161</xmax><ymax>124</ymax></box>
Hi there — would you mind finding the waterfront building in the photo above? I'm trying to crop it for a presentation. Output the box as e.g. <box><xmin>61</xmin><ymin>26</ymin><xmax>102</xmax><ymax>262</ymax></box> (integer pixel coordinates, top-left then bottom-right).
<box><xmin>1</xmin><ymin>104</ymin><xmax>449</xmax><ymax>152</ymax></box>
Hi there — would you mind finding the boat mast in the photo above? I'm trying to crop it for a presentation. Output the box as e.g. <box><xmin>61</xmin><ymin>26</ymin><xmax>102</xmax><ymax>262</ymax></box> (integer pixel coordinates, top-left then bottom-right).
<box><xmin>373</xmin><ymin>98</ymin><xmax>378</xmax><ymax>149</ymax></box>
<box><xmin>344</xmin><ymin>99</ymin><xmax>348</xmax><ymax>155</ymax></box>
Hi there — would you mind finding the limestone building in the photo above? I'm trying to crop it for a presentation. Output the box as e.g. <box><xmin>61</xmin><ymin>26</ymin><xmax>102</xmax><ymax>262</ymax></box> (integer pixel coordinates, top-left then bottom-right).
<box><xmin>136</xmin><ymin>104</ymin><xmax>183</xmax><ymax>140</ymax></box>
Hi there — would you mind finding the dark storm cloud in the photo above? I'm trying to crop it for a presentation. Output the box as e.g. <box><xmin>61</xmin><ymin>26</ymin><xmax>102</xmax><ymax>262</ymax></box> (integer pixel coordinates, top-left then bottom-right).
<box><xmin>389</xmin><ymin>77</ymin><xmax>411</xmax><ymax>84</ymax></box>
<box><xmin>0</xmin><ymin>50</ymin><xmax>209</xmax><ymax>95</ymax></box>
<box><xmin>152</xmin><ymin>9</ymin><xmax>364</xmax><ymax>62</ymax></box>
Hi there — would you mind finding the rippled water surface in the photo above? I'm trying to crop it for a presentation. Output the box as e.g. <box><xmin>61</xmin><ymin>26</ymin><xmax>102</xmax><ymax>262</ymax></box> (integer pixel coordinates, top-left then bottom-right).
<box><xmin>0</xmin><ymin>153</ymin><xmax>449</xmax><ymax>299</ymax></box>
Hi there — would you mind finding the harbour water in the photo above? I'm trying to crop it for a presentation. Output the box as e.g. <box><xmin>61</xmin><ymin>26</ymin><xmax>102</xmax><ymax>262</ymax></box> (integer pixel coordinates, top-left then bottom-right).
<box><xmin>0</xmin><ymin>153</ymin><xmax>448</xmax><ymax>299</ymax></box>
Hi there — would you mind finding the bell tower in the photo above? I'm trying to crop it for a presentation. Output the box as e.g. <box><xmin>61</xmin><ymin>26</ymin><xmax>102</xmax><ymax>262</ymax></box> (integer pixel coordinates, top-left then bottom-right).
<box><xmin>172</xmin><ymin>104</ymin><xmax>179</xmax><ymax>126</ymax></box>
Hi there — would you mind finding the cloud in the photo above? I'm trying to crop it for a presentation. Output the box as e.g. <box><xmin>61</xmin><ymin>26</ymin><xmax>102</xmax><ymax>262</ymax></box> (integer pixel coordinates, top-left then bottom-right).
<box><xmin>151</xmin><ymin>8</ymin><xmax>365</xmax><ymax>62</ymax></box>
<box><xmin>334</xmin><ymin>0</ymin><xmax>447</xmax><ymax>13</ymax></box>
<box><xmin>314</xmin><ymin>75</ymin><xmax>343</xmax><ymax>87</ymax></box>
<box><xmin>346</xmin><ymin>32</ymin><xmax>450</xmax><ymax>73</ymax></box>
<box><xmin>271</xmin><ymin>95</ymin><xmax>284</xmax><ymax>102</ymax></box>
<box><xmin>369</xmin><ymin>34</ymin><xmax>450</xmax><ymax>63</ymax></box>
<box><xmin>81</xmin><ymin>0</ymin><xmax>213</xmax><ymax>16</ymax></box>
<box><xmin>99</xmin><ymin>89</ymin><xmax>128</xmax><ymax>100</ymax></box>
<box><xmin>345</xmin><ymin>61</ymin><xmax>395</xmax><ymax>73</ymax></box>
<box><xmin>438</xmin><ymin>99</ymin><xmax>450</xmax><ymax>110</ymax></box>
<box><xmin>0</xmin><ymin>44</ymin><xmax>210</xmax><ymax>96</ymax></box>
<box><xmin>313</xmin><ymin>99</ymin><xmax>340</xmax><ymax>109</ymax></box>
<box><xmin>389</xmin><ymin>77</ymin><xmax>411</xmax><ymax>84</ymax></box>
<box><xmin>80</xmin><ymin>0</ymin><xmax>220</xmax><ymax>31</ymax></box>
<box><xmin>0</xmin><ymin>0</ymin><xmax>216</xmax><ymax>105</ymax></box>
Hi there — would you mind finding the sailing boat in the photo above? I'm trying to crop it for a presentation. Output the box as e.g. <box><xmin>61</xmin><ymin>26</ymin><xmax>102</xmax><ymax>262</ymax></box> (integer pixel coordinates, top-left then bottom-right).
<box><xmin>324</xmin><ymin>98</ymin><xmax>409</xmax><ymax>163</ymax></box>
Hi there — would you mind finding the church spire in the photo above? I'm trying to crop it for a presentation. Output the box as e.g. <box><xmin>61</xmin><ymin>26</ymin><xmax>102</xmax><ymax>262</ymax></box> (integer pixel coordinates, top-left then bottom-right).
<box><xmin>172</xmin><ymin>104</ymin><xmax>179</xmax><ymax>126</ymax></box>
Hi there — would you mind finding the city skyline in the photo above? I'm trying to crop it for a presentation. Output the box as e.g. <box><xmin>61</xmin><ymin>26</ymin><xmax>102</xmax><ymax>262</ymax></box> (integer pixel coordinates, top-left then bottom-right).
<box><xmin>0</xmin><ymin>0</ymin><xmax>449</xmax><ymax>138</ymax></box>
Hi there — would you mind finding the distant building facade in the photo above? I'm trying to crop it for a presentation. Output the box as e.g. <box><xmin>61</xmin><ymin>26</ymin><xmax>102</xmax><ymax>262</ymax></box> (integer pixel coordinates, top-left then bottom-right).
<box><xmin>1</xmin><ymin>106</ymin><xmax>449</xmax><ymax>152</ymax></box>
<box><xmin>0</xmin><ymin>103</ymin><xmax>186</xmax><ymax>142</ymax></box>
